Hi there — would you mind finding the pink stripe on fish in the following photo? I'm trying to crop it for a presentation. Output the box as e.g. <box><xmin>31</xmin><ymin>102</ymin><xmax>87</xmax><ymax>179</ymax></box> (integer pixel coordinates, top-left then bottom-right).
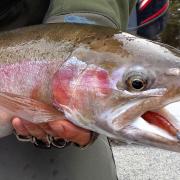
<box><xmin>0</xmin><ymin>60</ymin><xmax>59</xmax><ymax>99</ymax></box>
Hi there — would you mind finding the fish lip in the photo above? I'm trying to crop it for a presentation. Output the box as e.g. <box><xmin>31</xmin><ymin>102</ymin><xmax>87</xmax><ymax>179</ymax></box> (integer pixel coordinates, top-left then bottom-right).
<box><xmin>120</xmin><ymin>125</ymin><xmax>180</xmax><ymax>153</ymax></box>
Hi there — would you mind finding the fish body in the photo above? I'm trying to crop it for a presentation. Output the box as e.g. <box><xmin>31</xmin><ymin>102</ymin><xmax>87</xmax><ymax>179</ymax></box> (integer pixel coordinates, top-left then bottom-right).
<box><xmin>0</xmin><ymin>23</ymin><xmax>180</xmax><ymax>152</ymax></box>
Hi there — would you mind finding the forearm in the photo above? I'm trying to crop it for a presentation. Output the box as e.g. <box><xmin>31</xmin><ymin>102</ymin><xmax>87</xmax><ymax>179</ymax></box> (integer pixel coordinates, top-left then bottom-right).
<box><xmin>44</xmin><ymin>0</ymin><xmax>134</xmax><ymax>31</ymax></box>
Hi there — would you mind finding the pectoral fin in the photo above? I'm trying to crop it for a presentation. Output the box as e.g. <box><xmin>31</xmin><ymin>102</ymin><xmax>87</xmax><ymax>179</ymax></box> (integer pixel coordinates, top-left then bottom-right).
<box><xmin>0</xmin><ymin>92</ymin><xmax>65</xmax><ymax>123</ymax></box>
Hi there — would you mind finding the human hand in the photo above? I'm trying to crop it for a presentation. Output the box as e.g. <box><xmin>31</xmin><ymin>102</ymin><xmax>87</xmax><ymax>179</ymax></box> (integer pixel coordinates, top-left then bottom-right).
<box><xmin>12</xmin><ymin>118</ymin><xmax>92</xmax><ymax>148</ymax></box>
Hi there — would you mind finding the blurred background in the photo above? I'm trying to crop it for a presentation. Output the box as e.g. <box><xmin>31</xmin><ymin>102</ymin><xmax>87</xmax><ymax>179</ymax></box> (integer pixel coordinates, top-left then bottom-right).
<box><xmin>160</xmin><ymin>0</ymin><xmax>179</xmax><ymax>48</ymax></box>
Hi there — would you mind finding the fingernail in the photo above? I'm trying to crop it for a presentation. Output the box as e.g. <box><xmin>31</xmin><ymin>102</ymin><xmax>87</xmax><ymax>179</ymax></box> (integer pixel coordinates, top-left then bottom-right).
<box><xmin>12</xmin><ymin>117</ymin><xmax>21</xmax><ymax>124</ymax></box>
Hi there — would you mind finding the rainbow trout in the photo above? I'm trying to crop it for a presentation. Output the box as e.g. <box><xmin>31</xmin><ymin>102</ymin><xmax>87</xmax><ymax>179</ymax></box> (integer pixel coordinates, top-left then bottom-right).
<box><xmin>0</xmin><ymin>23</ymin><xmax>179</xmax><ymax>152</ymax></box>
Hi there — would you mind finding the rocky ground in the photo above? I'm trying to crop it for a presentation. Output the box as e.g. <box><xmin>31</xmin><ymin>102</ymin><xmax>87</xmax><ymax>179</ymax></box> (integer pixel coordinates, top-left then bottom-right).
<box><xmin>112</xmin><ymin>144</ymin><xmax>180</xmax><ymax>180</ymax></box>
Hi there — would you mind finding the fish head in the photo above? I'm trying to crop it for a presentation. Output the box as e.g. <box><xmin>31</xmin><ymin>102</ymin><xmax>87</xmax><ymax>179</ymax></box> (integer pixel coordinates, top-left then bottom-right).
<box><xmin>108</xmin><ymin>33</ymin><xmax>180</xmax><ymax>151</ymax></box>
<box><xmin>52</xmin><ymin>30</ymin><xmax>180</xmax><ymax>152</ymax></box>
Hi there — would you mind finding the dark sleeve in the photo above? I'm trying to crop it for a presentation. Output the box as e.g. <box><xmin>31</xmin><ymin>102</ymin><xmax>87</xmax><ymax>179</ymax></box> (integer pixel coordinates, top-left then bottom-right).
<box><xmin>44</xmin><ymin>0</ymin><xmax>134</xmax><ymax>31</ymax></box>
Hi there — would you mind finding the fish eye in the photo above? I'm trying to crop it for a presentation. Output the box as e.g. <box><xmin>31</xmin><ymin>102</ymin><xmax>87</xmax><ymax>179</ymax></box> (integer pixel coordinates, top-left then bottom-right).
<box><xmin>126</xmin><ymin>75</ymin><xmax>147</xmax><ymax>91</ymax></box>
<box><xmin>121</xmin><ymin>66</ymin><xmax>155</xmax><ymax>92</ymax></box>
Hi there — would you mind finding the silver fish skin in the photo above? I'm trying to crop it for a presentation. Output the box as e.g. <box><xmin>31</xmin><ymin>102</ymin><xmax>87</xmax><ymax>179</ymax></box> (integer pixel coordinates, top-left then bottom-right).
<box><xmin>0</xmin><ymin>23</ymin><xmax>179</xmax><ymax>152</ymax></box>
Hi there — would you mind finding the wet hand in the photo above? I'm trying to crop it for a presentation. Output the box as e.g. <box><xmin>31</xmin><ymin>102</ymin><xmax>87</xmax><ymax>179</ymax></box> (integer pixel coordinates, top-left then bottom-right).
<box><xmin>12</xmin><ymin>118</ymin><xmax>91</xmax><ymax>147</ymax></box>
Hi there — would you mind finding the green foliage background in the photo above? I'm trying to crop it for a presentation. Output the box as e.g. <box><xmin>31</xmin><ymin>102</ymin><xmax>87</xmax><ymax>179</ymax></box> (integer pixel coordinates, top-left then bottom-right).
<box><xmin>160</xmin><ymin>0</ymin><xmax>180</xmax><ymax>48</ymax></box>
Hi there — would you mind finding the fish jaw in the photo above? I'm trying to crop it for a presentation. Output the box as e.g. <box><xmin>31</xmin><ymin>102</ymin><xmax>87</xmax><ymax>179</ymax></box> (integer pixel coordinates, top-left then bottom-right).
<box><xmin>119</xmin><ymin>105</ymin><xmax>180</xmax><ymax>152</ymax></box>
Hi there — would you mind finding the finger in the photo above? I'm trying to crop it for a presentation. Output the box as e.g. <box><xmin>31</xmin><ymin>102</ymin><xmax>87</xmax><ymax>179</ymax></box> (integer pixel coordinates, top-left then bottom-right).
<box><xmin>22</xmin><ymin>120</ymin><xmax>46</xmax><ymax>139</ymax></box>
<box><xmin>12</xmin><ymin>118</ymin><xmax>30</xmax><ymax>136</ymax></box>
<box><xmin>49</xmin><ymin>120</ymin><xmax>91</xmax><ymax>146</ymax></box>
<box><xmin>39</xmin><ymin>123</ymin><xmax>57</xmax><ymax>137</ymax></box>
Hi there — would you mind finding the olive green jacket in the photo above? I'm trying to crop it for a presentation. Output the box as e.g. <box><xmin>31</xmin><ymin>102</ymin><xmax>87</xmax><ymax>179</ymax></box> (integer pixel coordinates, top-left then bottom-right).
<box><xmin>45</xmin><ymin>0</ymin><xmax>136</xmax><ymax>31</ymax></box>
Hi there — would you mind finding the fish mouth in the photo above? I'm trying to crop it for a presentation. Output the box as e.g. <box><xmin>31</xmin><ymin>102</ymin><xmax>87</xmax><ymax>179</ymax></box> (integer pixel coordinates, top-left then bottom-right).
<box><xmin>121</xmin><ymin>102</ymin><xmax>180</xmax><ymax>152</ymax></box>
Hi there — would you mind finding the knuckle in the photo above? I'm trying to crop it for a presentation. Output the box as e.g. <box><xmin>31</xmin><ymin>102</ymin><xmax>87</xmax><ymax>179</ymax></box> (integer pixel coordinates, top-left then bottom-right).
<box><xmin>39</xmin><ymin>124</ymin><xmax>49</xmax><ymax>131</ymax></box>
<box><xmin>63</xmin><ymin>130</ymin><xmax>77</xmax><ymax>140</ymax></box>
<box><xmin>22</xmin><ymin>121</ymin><xmax>33</xmax><ymax>129</ymax></box>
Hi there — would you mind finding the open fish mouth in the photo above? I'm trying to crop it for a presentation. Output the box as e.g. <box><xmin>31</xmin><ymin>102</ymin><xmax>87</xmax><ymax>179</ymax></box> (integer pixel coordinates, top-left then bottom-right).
<box><xmin>142</xmin><ymin>109</ymin><xmax>180</xmax><ymax>141</ymax></box>
<box><xmin>119</xmin><ymin>102</ymin><xmax>180</xmax><ymax>151</ymax></box>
